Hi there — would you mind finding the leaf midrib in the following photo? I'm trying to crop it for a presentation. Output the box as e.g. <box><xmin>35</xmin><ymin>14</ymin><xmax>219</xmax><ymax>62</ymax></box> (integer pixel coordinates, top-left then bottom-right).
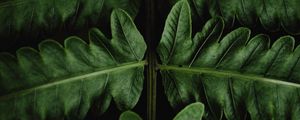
<box><xmin>0</xmin><ymin>61</ymin><xmax>146</xmax><ymax>101</ymax></box>
<box><xmin>159</xmin><ymin>64</ymin><xmax>300</xmax><ymax>88</ymax></box>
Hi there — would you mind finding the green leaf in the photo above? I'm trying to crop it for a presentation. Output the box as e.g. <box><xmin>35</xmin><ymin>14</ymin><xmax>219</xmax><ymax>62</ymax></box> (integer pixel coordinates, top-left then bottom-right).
<box><xmin>167</xmin><ymin>0</ymin><xmax>204</xmax><ymax>17</ymax></box>
<box><xmin>119</xmin><ymin>111</ymin><xmax>143</xmax><ymax>120</ymax></box>
<box><xmin>173</xmin><ymin>102</ymin><xmax>204</xmax><ymax>120</ymax></box>
<box><xmin>191</xmin><ymin>0</ymin><xmax>300</xmax><ymax>35</ymax></box>
<box><xmin>119</xmin><ymin>102</ymin><xmax>204</xmax><ymax>120</ymax></box>
<box><xmin>158</xmin><ymin>1</ymin><xmax>300</xmax><ymax>119</ymax></box>
<box><xmin>103</xmin><ymin>0</ymin><xmax>141</xmax><ymax>18</ymax></box>
<box><xmin>157</xmin><ymin>0</ymin><xmax>192</xmax><ymax>65</ymax></box>
<box><xmin>0</xmin><ymin>9</ymin><xmax>146</xmax><ymax>119</ymax></box>
<box><xmin>0</xmin><ymin>0</ymin><xmax>141</xmax><ymax>37</ymax></box>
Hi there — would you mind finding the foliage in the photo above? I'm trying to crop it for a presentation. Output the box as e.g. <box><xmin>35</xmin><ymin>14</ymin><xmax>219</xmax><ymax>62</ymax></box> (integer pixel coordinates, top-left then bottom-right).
<box><xmin>119</xmin><ymin>102</ymin><xmax>204</xmax><ymax>120</ymax></box>
<box><xmin>168</xmin><ymin>0</ymin><xmax>300</xmax><ymax>35</ymax></box>
<box><xmin>0</xmin><ymin>0</ymin><xmax>140</xmax><ymax>35</ymax></box>
<box><xmin>119</xmin><ymin>111</ymin><xmax>143</xmax><ymax>120</ymax></box>
<box><xmin>0</xmin><ymin>0</ymin><xmax>142</xmax><ymax>52</ymax></box>
<box><xmin>1</xmin><ymin>0</ymin><xmax>300</xmax><ymax>119</ymax></box>
<box><xmin>0</xmin><ymin>9</ymin><xmax>146</xmax><ymax>119</ymax></box>
<box><xmin>158</xmin><ymin>1</ymin><xmax>300</xmax><ymax>119</ymax></box>
<box><xmin>194</xmin><ymin>0</ymin><xmax>300</xmax><ymax>35</ymax></box>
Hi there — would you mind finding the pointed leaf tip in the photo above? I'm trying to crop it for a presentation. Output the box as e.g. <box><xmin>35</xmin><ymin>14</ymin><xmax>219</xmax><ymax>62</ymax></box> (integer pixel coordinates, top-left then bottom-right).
<box><xmin>111</xmin><ymin>8</ymin><xmax>146</xmax><ymax>62</ymax></box>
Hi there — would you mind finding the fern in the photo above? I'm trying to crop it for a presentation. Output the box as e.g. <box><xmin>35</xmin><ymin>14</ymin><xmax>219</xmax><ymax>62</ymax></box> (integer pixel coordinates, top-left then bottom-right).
<box><xmin>188</xmin><ymin>0</ymin><xmax>300</xmax><ymax>35</ymax></box>
<box><xmin>1</xmin><ymin>0</ymin><xmax>300</xmax><ymax>119</ymax></box>
<box><xmin>0</xmin><ymin>9</ymin><xmax>146</xmax><ymax>119</ymax></box>
<box><xmin>119</xmin><ymin>102</ymin><xmax>205</xmax><ymax>120</ymax></box>
<box><xmin>0</xmin><ymin>0</ymin><xmax>141</xmax><ymax>37</ymax></box>
<box><xmin>158</xmin><ymin>1</ymin><xmax>300</xmax><ymax>119</ymax></box>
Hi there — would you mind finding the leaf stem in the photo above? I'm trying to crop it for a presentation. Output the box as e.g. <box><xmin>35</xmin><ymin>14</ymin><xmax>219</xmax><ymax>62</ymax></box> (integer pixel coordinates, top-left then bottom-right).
<box><xmin>145</xmin><ymin>0</ymin><xmax>157</xmax><ymax>119</ymax></box>
<box><xmin>0</xmin><ymin>61</ymin><xmax>147</xmax><ymax>101</ymax></box>
<box><xmin>159</xmin><ymin>64</ymin><xmax>300</xmax><ymax>88</ymax></box>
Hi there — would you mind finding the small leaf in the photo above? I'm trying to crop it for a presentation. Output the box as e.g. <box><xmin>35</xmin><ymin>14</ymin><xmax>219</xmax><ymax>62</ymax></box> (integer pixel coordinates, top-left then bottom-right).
<box><xmin>173</xmin><ymin>102</ymin><xmax>205</xmax><ymax>120</ymax></box>
<box><xmin>119</xmin><ymin>111</ymin><xmax>142</xmax><ymax>120</ymax></box>
<box><xmin>118</xmin><ymin>102</ymin><xmax>205</xmax><ymax>120</ymax></box>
